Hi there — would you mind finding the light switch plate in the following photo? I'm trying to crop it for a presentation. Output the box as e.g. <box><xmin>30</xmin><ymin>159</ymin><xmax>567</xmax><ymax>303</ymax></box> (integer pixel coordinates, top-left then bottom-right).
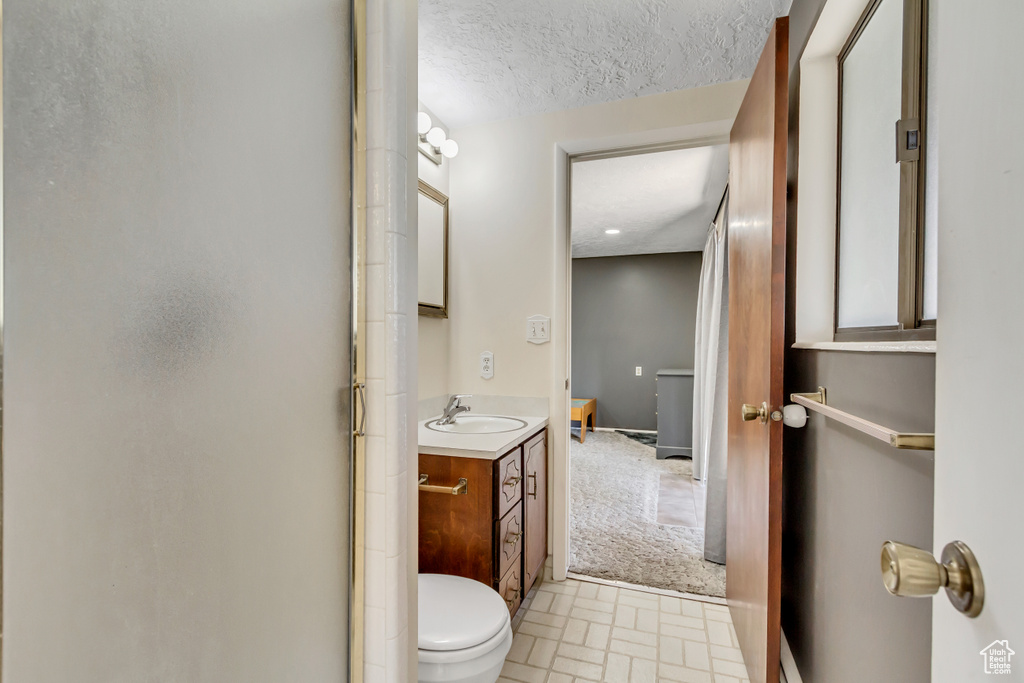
<box><xmin>480</xmin><ymin>351</ymin><xmax>494</xmax><ymax>379</ymax></box>
<box><xmin>635</xmin><ymin>366</ymin><xmax>643</xmax><ymax>376</ymax></box>
<box><xmin>527</xmin><ymin>315</ymin><xmax>551</xmax><ymax>344</ymax></box>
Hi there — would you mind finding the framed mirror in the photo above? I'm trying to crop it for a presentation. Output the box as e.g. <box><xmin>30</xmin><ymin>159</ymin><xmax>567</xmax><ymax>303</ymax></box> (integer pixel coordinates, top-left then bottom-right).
<box><xmin>418</xmin><ymin>180</ymin><xmax>449</xmax><ymax>318</ymax></box>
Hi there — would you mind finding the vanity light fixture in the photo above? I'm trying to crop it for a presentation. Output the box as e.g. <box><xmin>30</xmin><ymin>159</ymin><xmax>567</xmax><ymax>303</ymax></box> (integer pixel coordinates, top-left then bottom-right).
<box><xmin>417</xmin><ymin>112</ymin><xmax>432</xmax><ymax>136</ymax></box>
<box><xmin>605</xmin><ymin>229</ymin><xmax>621</xmax><ymax>235</ymax></box>
<box><xmin>440</xmin><ymin>139</ymin><xmax>459</xmax><ymax>159</ymax></box>
<box><xmin>417</xmin><ymin>111</ymin><xmax>459</xmax><ymax>166</ymax></box>
<box><xmin>425</xmin><ymin>126</ymin><xmax>446</xmax><ymax>148</ymax></box>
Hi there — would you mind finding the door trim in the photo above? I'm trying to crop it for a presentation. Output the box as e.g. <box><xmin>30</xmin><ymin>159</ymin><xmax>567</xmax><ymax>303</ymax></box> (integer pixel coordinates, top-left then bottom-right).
<box><xmin>554</xmin><ymin>130</ymin><xmax>732</xmax><ymax>582</ymax></box>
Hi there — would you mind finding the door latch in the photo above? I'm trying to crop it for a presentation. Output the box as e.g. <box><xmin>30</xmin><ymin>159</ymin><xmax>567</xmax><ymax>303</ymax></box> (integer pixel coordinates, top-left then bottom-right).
<box><xmin>896</xmin><ymin>118</ymin><xmax>921</xmax><ymax>162</ymax></box>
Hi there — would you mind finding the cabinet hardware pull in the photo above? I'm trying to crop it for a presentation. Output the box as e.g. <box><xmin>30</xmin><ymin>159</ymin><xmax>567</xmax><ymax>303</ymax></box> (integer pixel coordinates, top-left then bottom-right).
<box><xmin>503</xmin><ymin>476</ymin><xmax>522</xmax><ymax>488</ymax></box>
<box><xmin>505</xmin><ymin>588</ymin><xmax>520</xmax><ymax>606</ymax></box>
<box><xmin>528</xmin><ymin>473</ymin><xmax>537</xmax><ymax>498</ymax></box>
<box><xmin>505</xmin><ymin>531</ymin><xmax>522</xmax><ymax>545</ymax></box>
<box><xmin>418</xmin><ymin>474</ymin><xmax>469</xmax><ymax>495</ymax></box>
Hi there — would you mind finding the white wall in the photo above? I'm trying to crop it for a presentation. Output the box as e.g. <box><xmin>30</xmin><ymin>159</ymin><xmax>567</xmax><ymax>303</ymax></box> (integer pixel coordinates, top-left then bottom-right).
<box><xmin>417</xmin><ymin>102</ymin><xmax>450</xmax><ymax>401</ymax></box>
<box><xmin>447</xmin><ymin>80</ymin><xmax>748</xmax><ymax>576</ymax></box>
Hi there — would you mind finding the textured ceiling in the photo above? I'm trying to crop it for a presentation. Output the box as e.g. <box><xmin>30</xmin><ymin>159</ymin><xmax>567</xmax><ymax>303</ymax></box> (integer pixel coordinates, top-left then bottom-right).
<box><xmin>571</xmin><ymin>145</ymin><xmax>729</xmax><ymax>258</ymax></box>
<box><xmin>419</xmin><ymin>0</ymin><xmax>792</xmax><ymax>128</ymax></box>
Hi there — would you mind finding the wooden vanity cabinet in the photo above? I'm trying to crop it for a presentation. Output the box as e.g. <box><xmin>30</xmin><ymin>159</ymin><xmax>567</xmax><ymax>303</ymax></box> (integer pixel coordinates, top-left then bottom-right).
<box><xmin>418</xmin><ymin>427</ymin><xmax>547</xmax><ymax>616</ymax></box>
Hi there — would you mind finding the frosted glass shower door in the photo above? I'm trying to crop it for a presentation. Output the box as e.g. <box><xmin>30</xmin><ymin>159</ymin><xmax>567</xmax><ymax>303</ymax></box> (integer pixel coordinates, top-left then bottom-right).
<box><xmin>3</xmin><ymin>1</ymin><xmax>354</xmax><ymax>680</ymax></box>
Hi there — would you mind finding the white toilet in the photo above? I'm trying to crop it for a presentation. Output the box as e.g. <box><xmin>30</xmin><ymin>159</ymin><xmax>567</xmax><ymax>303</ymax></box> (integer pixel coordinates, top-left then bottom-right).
<box><xmin>418</xmin><ymin>574</ymin><xmax>513</xmax><ymax>683</ymax></box>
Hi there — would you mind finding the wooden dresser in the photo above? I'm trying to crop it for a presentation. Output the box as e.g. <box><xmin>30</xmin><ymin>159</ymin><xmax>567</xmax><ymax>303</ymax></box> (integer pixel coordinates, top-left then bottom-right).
<box><xmin>419</xmin><ymin>428</ymin><xmax>547</xmax><ymax>616</ymax></box>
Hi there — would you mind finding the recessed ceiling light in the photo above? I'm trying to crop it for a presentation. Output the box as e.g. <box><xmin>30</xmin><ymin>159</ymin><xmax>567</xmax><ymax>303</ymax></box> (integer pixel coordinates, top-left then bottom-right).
<box><xmin>605</xmin><ymin>229</ymin><xmax>620</xmax><ymax>235</ymax></box>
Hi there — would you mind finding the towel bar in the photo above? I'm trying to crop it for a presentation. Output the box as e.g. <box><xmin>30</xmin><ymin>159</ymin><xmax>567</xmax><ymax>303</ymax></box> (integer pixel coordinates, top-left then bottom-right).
<box><xmin>418</xmin><ymin>473</ymin><xmax>469</xmax><ymax>495</ymax></box>
<box><xmin>789</xmin><ymin>386</ymin><xmax>934</xmax><ymax>450</ymax></box>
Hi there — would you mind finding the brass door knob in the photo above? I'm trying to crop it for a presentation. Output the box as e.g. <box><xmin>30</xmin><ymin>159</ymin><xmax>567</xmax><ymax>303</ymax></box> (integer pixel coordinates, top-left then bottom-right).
<box><xmin>880</xmin><ymin>540</ymin><xmax>985</xmax><ymax>617</ymax></box>
<box><xmin>741</xmin><ymin>402</ymin><xmax>769</xmax><ymax>424</ymax></box>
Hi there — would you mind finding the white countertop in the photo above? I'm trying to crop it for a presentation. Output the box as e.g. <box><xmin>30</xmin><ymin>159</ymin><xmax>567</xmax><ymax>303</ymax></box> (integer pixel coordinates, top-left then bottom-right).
<box><xmin>417</xmin><ymin>415</ymin><xmax>549</xmax><ymax>460</ymax></box>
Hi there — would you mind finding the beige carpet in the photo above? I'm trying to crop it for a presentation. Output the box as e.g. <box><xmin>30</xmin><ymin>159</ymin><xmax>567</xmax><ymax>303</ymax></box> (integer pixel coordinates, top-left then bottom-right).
<box><xmin>569</xmin><ymin>431</ymin><xmax>726</xmax><ymax>597</ymax></box>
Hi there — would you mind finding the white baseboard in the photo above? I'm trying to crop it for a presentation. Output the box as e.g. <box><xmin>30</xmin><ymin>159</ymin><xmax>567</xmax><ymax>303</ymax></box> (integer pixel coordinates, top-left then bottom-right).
<box><xmin>780</xmin><ymin>630</ymin><xmax>803</xmax><ymax>683</ymax></box>
<box><xmin>593</xmin><ymin>427</ymin><xmax>658</xmax><ymax>434</ymax></box>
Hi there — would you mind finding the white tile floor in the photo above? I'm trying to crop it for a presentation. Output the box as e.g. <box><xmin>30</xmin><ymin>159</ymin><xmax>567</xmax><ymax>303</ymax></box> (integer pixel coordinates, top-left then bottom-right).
<box><xmin>502</xmin><ymin>577</ymin><xmax>750</xmax><ymax>683</ymax></box>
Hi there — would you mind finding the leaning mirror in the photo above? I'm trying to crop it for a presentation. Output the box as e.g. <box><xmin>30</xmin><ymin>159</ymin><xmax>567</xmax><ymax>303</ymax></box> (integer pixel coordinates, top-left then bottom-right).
<box><xmin>418</xmin><ymin>180</ymin><xmax>449</xmax><ymax>318</ymax></box>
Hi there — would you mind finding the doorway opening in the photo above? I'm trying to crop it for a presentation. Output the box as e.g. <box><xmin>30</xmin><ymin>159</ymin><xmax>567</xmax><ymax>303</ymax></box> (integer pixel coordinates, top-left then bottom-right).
<box><xmin>566</xmin><ymin>141</ymin><xmax>730</xmax><ymax>600</ymax></box>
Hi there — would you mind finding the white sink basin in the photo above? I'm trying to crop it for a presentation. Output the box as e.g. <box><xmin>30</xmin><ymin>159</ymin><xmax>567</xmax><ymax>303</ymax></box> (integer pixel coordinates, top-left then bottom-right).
<box><xmin>426</xmin><ymin>415</ymin><xmax>528</xmax><ymax>434</ymax></box>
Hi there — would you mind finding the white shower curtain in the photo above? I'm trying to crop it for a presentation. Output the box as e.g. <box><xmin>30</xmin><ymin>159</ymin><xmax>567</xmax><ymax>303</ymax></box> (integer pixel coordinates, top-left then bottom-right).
<box><xmin>692</xmin><ymin>195</ymin><xmax>729</xmax><ymax>564</ymax></box>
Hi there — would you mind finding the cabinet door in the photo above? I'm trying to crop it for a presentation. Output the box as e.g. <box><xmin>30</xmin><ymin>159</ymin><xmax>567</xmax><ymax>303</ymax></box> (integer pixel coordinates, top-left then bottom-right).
<box><xmin>496</xmin><ymin>503</ymin><xmax>523</xmax><ymax>580</ymax></box>
<box><xmin>496</xmin><ymin>446</ymin><xmax>523</xmax><ymax>519</ymax></box>
<box><xmin>523</xmin><ymin>430</ymin><xmax>547</xmax><ymax>594</ymax></box>
<box><xmin>496</xmin><ymin>563</ymin><xmax>522</xmax><ymax>616</ymax></box>
<box><xmin>418</xmin><ymin>453</ymin><xmax>495</xmax><ymax>584</ymax></box>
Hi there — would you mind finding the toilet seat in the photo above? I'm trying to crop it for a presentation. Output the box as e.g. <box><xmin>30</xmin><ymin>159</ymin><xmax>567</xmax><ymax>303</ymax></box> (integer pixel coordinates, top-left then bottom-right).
<box><xmin>417</xmin><ymin>621</ymin><xmax>512</xmax><ymax>666</ymax></box>
<box><xmin>418</xmin><ymin>574</ymin><xmax>513</xmax><ymax>683</ymax></box>
<box><xmin>418</xmin><ymin>574</ymin><xmax>510</xmax><ymax>651</ymax></box>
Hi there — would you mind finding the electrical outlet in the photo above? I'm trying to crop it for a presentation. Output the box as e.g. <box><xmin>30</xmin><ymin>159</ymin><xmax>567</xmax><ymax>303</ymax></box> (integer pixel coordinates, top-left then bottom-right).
<box><xmin>635</xmin><ymin>366</ymin><xmax>643</xmax><ymax>376</ymax></box>
<box><xmin>480</xmin><ymin>351</ymin><xmax>494</xmax><ymax>380</ymax></box>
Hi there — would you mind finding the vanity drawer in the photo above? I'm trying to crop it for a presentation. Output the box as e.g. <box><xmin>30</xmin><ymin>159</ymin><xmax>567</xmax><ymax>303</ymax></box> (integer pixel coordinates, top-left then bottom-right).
<box><xmin>496</xmin><ymin>563</ymin><xmax>522</xmax><ymax>616</ymax></box>
<box><xmin>495</xmin><ymin>502</ymin><xmax>523</xmax><ymax>579</ymax></box>
<box><xmin>496</xmin><ymin>447</ymin><xmax>523</xmax><ymax>518</ymax></box>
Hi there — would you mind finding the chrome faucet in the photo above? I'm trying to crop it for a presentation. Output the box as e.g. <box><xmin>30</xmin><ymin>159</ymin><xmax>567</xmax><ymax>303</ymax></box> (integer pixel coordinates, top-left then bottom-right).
<box><xmin>437</xmin><ymin>394</ymin><xmax>472</xmax><ymax>425</ymax></box>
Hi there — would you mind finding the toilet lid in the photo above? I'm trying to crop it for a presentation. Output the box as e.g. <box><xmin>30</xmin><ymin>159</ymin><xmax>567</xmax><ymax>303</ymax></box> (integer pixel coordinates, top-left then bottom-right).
<box><xmin>418</xmin><ymin>574</ymin><xmax>510</xmax><ymax>651</ymax></box>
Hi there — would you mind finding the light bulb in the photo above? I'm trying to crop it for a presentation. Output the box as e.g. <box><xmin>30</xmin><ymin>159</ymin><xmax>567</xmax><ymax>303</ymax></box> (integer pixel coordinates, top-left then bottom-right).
<box><xmin>425</xmin><ymin>126</ymin><xmax>446</xmax><ymax>148</ymax></box>
<box><xmin>417</xmin><ymin>112</ymin><xmax>432</xmax><ymax>136</ymax></box>
<box><xmin>605</xmin><ymin>229</ymin><xmax>621</xmax><ymax>235</ymax></box>
<box><xmin>440</xmin><ymin>139</ymin><xmax>459</xmax><ymax>159</ymax></box>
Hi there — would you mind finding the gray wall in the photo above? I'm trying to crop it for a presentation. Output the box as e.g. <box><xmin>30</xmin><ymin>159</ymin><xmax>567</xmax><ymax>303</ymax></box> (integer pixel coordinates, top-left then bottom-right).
<box><xmin>783</xmin><ymin>1</ymin><xmax>935</xmax><ymax>681</ymax></box>
<box><xmin>571</xmin><ymin>252</ymin><xmax>702</xmax><ymax>431</ymax></box>
<box><xmin>783</xmin><ymin>351</ymin><xmax>934</xmax><ymax>683</ymax></box>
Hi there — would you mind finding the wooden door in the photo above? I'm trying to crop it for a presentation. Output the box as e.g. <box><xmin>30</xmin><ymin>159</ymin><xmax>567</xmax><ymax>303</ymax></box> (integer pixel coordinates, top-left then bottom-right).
<box><xmin>524</xmin><ymin>431</ymin><xmax>548</xmax><ymax>594</ymax></box>
<box><xmin>931</xmin><ymin>1</ymin><xmax>1024</xmax><ymax>678</ymax></box>
<box><xmin>726</xmin><ymin>17</ymin><xmax>788</xmax><ymax>683</ymax></box>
